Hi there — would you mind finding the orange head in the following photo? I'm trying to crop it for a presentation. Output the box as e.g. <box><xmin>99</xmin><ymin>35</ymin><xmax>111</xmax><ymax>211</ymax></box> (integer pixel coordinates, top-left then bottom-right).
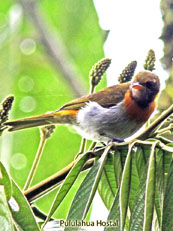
<box><xmin>124</xmin><ymin>71</ymin><xmax>160</xmax><ymax>124</ymax></box>
<box><xmin>130</xmin><ymin>71</ymin><xmax>160</xmax><ymax>107</ymax></box>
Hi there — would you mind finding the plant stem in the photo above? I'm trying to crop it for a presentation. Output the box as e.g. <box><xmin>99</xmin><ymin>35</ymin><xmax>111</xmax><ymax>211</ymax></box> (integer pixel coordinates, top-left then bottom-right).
<box><xmin>89</xmin><ymin>85</ymin><xmax>95</xmax><ymax>94</ymax></box>
<box><xmin>23</xmin><ymin>131</ymin><xmax>47</xmax><ymax>191</ymax></box>
<box><xmin>78</xmin><ymin>138</ymin><xmax>87</xmax><ymax>154</ymax></box>
<box><xmin>154</xmin><ymin>124</ymin><xmax>173</xmax><ymax>136</ymax></box>
<box><xmin>88</xmin><ymin>141</ymin><xmax>97</xmax><ymax>151</ymax></box>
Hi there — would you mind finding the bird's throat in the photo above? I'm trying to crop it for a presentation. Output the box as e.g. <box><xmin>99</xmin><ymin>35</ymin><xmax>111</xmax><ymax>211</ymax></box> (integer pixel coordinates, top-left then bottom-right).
<box><xmin>124</xmin><ymin>89</ymin><xmax>156</xmax><ymax>124</ymax></box>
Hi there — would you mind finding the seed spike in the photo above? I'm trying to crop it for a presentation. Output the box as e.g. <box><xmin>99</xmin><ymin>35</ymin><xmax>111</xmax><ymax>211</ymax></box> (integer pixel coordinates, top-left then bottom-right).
<box><xmin>118</xmin><ymin>61</ymin><xmax>137</xmax><ymax>83</ymax></box>
<box><xmin>90</xmin><ymin>58</ymin><xmax>111</xmax><ymax>88</ymax></box>
<box><xmin>143</xmin><ymin>49</ymin><xmax>156</xmax><ymax>71</ymax></box>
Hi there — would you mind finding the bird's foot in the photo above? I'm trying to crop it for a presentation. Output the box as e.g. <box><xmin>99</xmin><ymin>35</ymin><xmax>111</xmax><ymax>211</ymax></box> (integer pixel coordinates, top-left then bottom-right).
<box><xmin>92</xmin><ymin>142</ymin><xmax>106</xmax><ymax>152</ymax></box>
<box><xmin>100</xmin><ymin>133</ymin><xmax>124</xmax><ymax>143</ymax></box>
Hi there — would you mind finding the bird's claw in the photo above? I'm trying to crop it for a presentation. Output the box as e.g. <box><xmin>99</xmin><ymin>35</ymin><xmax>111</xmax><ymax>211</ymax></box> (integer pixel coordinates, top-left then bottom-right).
<box><xmin>100</xmin><ymin>133</ymin><xmax>124</xmax><ymax>143</ymax></box>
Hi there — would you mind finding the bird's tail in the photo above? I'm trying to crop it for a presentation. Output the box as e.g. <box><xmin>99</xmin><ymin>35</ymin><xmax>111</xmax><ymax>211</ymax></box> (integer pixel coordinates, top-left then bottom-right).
<box><xmin>3</xmin><ymin>110</ymin><xmax>78</xmax><ymax>131</ymax></box>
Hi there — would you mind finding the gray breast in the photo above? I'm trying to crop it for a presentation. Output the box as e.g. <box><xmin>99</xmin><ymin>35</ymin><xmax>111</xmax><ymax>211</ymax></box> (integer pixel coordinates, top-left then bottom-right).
<box><xmin>75</xmin><ymin>101</ymin><xmax>141</xmax><ymax>141</ymax></box>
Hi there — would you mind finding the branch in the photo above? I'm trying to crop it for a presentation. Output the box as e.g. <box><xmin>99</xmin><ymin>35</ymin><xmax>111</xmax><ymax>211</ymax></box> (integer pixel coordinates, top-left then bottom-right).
<box><xmin>24</xmin><ymin>157</ymin><xmax>96</xmax><ymax>203</ymax></box>
<box><xmin>16</xmin><ymin>0</ymin><xmax>87</xmax><ymax>97</ymax></box>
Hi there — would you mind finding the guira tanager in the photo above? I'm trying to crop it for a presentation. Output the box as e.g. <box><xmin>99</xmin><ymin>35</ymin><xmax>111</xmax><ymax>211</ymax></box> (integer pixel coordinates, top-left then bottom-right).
<box><xmin>4</xmin><ymin>71</ymin><xmax>160</xmax><ymax>142</ymax></box>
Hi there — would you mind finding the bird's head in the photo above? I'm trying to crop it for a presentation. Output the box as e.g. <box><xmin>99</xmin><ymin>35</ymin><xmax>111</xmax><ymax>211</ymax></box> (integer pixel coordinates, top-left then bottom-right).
<box><xmin>130</xmin><ymin>71</ymin><xmax>160</xmax><ymax>107</ymax></box>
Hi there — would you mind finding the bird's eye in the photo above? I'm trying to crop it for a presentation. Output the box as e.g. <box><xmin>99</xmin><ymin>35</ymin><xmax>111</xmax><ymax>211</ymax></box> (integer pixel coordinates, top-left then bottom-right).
<box><xmin>146</xmin><ymin>81</ymin><xmax>155</xmax><ymax>89</ymax></box>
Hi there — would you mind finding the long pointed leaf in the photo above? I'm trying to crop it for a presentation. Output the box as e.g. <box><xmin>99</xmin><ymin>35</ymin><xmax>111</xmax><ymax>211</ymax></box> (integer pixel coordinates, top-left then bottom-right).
<box><xmin>135</xmin><ymin>147</ymin><xmax>147</xmax><ymax>180</ymax></box>
<box><xmin>65</xmin><ymin>144</ymin><xmax>113</xmax><ymax>231</ymax></box>
<box><xmin>162</xmin><ymin>158</ymin><xmax>173</xmax><ymax>230</ymax></box>
<box><xmin>10</xmin><ymin>180</ymin><xmax>40</xmax><ymax>231</ymax></box>
<box><xmin>130</xmin><ymin>171</ymin><xmax>146</xmax><ymax>231</ymax></box>
<box><xmin>120</xmin><ymin>143</ymin><xmax>134</xmax><ymax>231</ymax></box>
<box><xmin>154</xmin><ymin>189</ymin><xmax>161</xmax><ymax>229</ymax></box>
<box><xmin>129</xmin><ymin>150</ymin><xmax>140</xmax><ymax>210</ymax></box>
<box><xmin>105</xmin><ymin>190</ymin><xmax>120</xmax><ymax>231</ymax></box>
<box><xmin>152</xmin><ymin>209</ymin><xmax>160</xmax><ymax>231</ymax></box>
<box><xmin>155</xmin><ymin>149</ymin><xmax>165</xmax><ymax>225</ymax></box>
<box><xmin>162</xmin><ymin>150</ymin><xmax>172</xmax><ymax>190</ymax></box>
<box><xmin>114</xmin><ymin>150</ymin><xmax>123</xmax><ymax>187</ymax></box>
<box><xmin>143</xmin><ymin>142</ymin><xmax>157</xmax><ymax>231</ymax></box>
<box><xmin>130</xmin><ymin>144</ymin><xmax>153</xmax><ymax>231</ymax></box>
<box><xmin>0</xmin><ymin>185</ymin><xmax>14</xmax><ymax>231</ymax></box>
<box><xmin>98</xmin><ymin>153</ymin><xmax>117</xmax><ymax>210</ymax></box>
<box><xmin>0</xmin><ymin>161</ymin><xmax>12</xmax><ymax>200</ymax></box>
<box><xmin>44</xmin><ymin>152</ymin><xmax>91</xmax><ymax>226</ymax></box>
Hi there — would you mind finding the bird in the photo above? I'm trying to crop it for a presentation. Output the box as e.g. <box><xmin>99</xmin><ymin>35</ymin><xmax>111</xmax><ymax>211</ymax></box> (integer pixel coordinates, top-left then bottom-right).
<box><xmin>3</xmin><ymin>71</ymin><xmax>160</xmax><ymax>142</ymax></box>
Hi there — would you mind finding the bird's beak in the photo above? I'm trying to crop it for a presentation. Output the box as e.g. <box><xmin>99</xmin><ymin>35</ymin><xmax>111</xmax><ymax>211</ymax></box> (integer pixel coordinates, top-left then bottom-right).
<box><xmin>131</xmin><ymin>82</ymin><xmax>144</xmax><ymax>90</ymax></box>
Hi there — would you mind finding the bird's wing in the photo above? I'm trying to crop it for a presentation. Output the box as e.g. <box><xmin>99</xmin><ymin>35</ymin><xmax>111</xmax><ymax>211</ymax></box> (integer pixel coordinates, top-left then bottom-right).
<box><xmin>59</xmin><ymin>82</ymin><xmax>130</xmax><ymax>111</ymax></box>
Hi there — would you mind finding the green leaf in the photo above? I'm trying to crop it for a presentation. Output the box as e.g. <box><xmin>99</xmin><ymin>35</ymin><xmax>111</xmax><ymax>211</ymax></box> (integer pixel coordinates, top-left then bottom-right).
<box><xmin>114</xmin><ymin>150</ymin><xmax>123</xmax><ymax>188</ymax></box>
<box><xmin>129</xmin><ymin>150</ymin><xmax>140</xmax><ymax>210</ymax></box>
<box><xmin>44</xmin><ymin>152</ymin><xmax>91</xmax><ymax>226</ymax></box>
<box><xmin>105</xmin><ymin>190</ymin><xmax>120</xmax><ymax>231</ymax></box>
<box><xmin>162</xmin><ymin>150</ymin><xmax>172</xmax><ymax>187</ymax></box>
<box><xmin>9</xmin><ymin>180</ymin><xmax>40</xmax><ymax>231</ymax></box>
<box><xmin>125</xmin><ymin>216</ymin><xmax>130</xmax><ymax>231</ymax></box>
<box><xmin>156</xmin><ymin>150</ymin><xmax>164</xmax><ymax>198</ymax></box>
<box><xmin>0</xmin><ymin>185</ymin><xmax>14</xmax><ymax>231</ymax></box>
<box><xmin>156</xmin><ymin>147</ymin><xmax>173</xmax><ymax>226</ymax></box>
<box><xmin>65</xmin><ymin>144</ymin><xmax>113</xmax><ymax>231</ymax></box>
<box><xmin>155</xmin><ymin>149</ymin><xmax>165</xmax><ymax>224</ymax></box>
<box><xmin>162</xmin><ymin>159</ymin><xmax>173</xmax><ymax>230</ymax></box>
<box><xmin>130</xmin><ymin>146</ymin><xmax>162</xmax><ymax>231</ymax></box>
<box><xmin>135</xmin><ymin>146</ymin><xmax>147</xmax><ymax>180</ymax></box>
<box><xmin>142</xmin><ymin>145</ymin><xmax>151</xmax><ymax>162</ymax></box>
<box><xmin>129</xmin><ymin>144</ymin><xmax>153</xmax><ymax>231</ymax></box>
<box><xmin>130</xmin><ymin>172</ymin><xmax>147</xmax><ymax>231</ymax></box>
<box><xmin>154</xmin><ymin>188</ymin><xmax>161</xmax><ymax>228</ymax></box>
<box><xmin>0</xmin><ymin>161</ymin><xmax>12</xmax><ymax>200</ymax></box>
<box><xmin>98</xmin><ymin>153</ymin><xmax>117</xmax><ymax>210</ymax></box>
<box><xmin>143</xmin><ymin>142</ymin><xmax>157</xmax><ymax>231</ymax></box>
<box><xmin>120</xmin><ymin>143</ymin><xmax>133</xmax><ymax>231</ymax></box>
<box><xmin>152</xmin><ymin>209</ymin><xmax>160</xmax><ymax>231</ymax></box>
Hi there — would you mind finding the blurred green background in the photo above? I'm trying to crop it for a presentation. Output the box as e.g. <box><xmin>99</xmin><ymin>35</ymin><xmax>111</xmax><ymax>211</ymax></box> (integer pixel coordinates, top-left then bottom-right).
<box><xmin>0</xmin><ymin>0</ymin><xmax>106</xmax><ymax>217</ymax></box>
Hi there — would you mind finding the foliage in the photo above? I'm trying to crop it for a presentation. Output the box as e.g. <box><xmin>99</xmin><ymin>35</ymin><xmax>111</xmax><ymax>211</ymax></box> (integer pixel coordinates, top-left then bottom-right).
<box><xmin>0</xmin><ymin>1</ymin><xmax>173</xmax><ymax>231</ymax></box>
<box><xmin>0</xmin><ymin>0</ymin><xmax>105</xmax><ymax>217</ymax></box>
<box><xmin>0</xmin><ymin>108</ymin><xmax>173</xmax><ymax>230</ymax></box>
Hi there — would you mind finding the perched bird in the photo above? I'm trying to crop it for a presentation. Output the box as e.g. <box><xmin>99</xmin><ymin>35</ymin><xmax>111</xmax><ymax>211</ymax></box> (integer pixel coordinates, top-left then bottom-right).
<box><xmin>4</xmin><ymin>71</ymin><xmax>160</xmax><ymax>142</ymax></box>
